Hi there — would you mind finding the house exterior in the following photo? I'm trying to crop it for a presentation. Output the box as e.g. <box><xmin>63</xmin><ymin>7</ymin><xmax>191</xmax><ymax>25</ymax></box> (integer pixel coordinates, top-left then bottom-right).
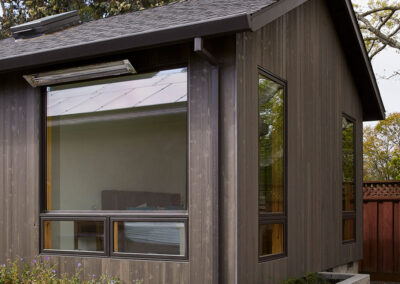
<box><xmin>0</xmin><ymin>0</ymin><xmax>385</xmax><ymax>283</ymax></box>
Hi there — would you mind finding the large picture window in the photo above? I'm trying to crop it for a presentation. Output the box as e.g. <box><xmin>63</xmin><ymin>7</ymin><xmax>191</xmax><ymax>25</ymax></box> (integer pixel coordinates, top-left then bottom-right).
<box><xmin>41</xmin><ymin>68</ymin><xmax>188</xmax><ymax>259</ymax></box>
<box><xmin>342</xmin><ymin>115</ymin><xmax>356</xmax><ymax>242</ymax></box>
<box><xmin>258</xmin><ymin>68</ymin><xmax>287</xmax><ymax>261</ymax></box>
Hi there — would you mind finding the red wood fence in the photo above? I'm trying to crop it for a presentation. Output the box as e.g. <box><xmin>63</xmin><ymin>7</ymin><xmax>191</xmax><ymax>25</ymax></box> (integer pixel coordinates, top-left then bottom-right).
<box><xmin>361</xmin><ymin>181</ymin><xmax>400</xmax><ymax>281</ymax></box>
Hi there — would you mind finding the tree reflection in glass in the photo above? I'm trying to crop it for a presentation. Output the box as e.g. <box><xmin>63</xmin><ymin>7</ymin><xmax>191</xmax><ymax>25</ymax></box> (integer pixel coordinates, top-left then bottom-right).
<box><xmin>342</xmin><ymin>117</ymin><xmax>355</xmax><ymax>212</ymax></box>
<box><xmin>258</xmin><ymin>75</ymin><xmax>284</xmax><ymax>213</ymax></box>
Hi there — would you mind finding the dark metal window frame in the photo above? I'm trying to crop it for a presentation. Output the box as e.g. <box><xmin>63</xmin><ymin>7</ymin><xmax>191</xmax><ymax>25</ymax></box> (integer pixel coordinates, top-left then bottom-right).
<box><xmin>257</xmin><ymin>67</ymin><xmax>288</xmax><ymax>262</ymax></box>
<box><xmin>40</xmin><ymin>215</ymin><xmax>109</xmax><ymax>257</ymax></box>
<box><xmin>341</xmin><ymin>113</ymin><xmax>357</xmax><ymax>244</ymax></box>
<box><xmin>110</xmin><ymin>216</ymin><xmax>188</xmax><ymax>261</ymax></box>
<box><xmin>39</xmin><ymin>66</ymin><xmax>190</xmax><ymax>261</ymax></box>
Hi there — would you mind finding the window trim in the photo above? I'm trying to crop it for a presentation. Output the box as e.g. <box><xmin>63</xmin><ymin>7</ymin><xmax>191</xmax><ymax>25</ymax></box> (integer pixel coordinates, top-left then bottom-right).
<box><xmin>341</xmin><ymin>113</ymin><xmax>357</xmax><ymax>244</ymax></box>
<box><xmin>39</xmin><ymin>67</ymin><xmax>190</xmax><ymax>261</ymax></box>
<box><xmin>257</xmin><ymin>67</ymin><xmax>288</xmax><ymax>262</ymax></box>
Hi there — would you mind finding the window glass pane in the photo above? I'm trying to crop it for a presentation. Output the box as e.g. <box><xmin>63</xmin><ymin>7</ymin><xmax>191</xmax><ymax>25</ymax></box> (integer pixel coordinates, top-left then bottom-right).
<box><xmin>43</xmin><ymin>220</ymin><xmax>104</xmax><ymax>252</ymax></box>
<box><xmin>259</xmin><ymin>223</ymin><xmax>284</xmax><ymax>257</ymax></box>
<box><xmin>113</xmin><ymin>221</ymin><xmax>186</xmax><ymax>256</ymax></box>
<box><xmin>343</xmin><ymin>218</ymin><xmax>355</xmax><ymax>241</ymax></box>
<box><xmin>342</xmin><ymin>117</ymin><xmax>355</xmax><ymax>212</ymax></box>
<box><xmin>258</xmin><ymin>74</ymin><xmax>284</xmax><ymax>213</ymax></box>
<box><xmin>46</xmin><ymin>68</ymin><xmax>187</xmax><ymax>211</ymax></box>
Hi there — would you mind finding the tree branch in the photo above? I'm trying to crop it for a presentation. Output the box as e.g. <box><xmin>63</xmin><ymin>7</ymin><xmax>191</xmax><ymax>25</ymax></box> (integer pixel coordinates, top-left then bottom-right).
<box><xmin>370</xmin><ymin>43</ymin><xmax>387</xmax><ymax>59</ymax></box>
<box><xmin>356</xmin><ymin>12</ymin><xmax>400</xmax><ymax>51</ymax></box>
<box><xmin>377</xmin><ymin>10</ymin><xmax>396</xmax><ymax>30</ymax></box>
<box><xmin>361</xmin><ymin>6</ymin><xmax>400</xmax><ymax>17</ymax></box>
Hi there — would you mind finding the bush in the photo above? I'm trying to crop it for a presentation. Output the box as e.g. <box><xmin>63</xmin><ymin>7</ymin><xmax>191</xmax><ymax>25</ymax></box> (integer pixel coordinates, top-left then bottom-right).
<box><xmin>282</xmin><ymin>272</ymin><xmax>328</xmax><ymax>284</ymax></box>
<box><xmin>0</xmin><ymin>257</ymin><xmax>130</xmax><ymax>283</ymax></box>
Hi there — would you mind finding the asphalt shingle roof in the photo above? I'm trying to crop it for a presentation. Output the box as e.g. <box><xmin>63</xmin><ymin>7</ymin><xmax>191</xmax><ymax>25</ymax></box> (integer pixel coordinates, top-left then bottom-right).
<box><xmin>0</xmin><ymin>0</ymin><xmax>277</xmax><ymax>61</ymax></box>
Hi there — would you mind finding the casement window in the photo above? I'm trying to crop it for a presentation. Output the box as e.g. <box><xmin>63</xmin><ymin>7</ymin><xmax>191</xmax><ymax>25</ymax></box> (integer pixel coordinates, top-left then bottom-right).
<box><xmin>40</xmin><ymin>68</ymin><xmax>188</xmax><ymax>260</ymax></box>
<box><xmin>258</xmin><ymin>68</ymin><xmax>287</xmax><ymax>261</ymax></box>
<box><xmin>342</xmin><ymin>115</ymin><xmax>356</xmax><ymax>242</ymax></box>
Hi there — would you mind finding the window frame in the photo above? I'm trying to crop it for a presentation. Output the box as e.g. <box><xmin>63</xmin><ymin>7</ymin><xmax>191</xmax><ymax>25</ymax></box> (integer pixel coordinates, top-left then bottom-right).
<box><xmin>257</xmin><ymin>67</ymin><xmax>288</xmax><ymax>262</ymax></box>
<box><xmin>110</xmin><ymin>216</ymin><xmax>188</xmax><ymax>260</ymax></box>
<box><xmin>39</xmin><ymin>66</ymin><xmax>190</xmax><ymax>261</ymax></box>
<box><xmin>341</xmin><ymin>113</ymin><xmax>357</xmax><ymax>244</ymax></box>
<box><xmin>40</xmin><ymin>216</ymin><xmax>109</xmax><ymax>257</ymax></box>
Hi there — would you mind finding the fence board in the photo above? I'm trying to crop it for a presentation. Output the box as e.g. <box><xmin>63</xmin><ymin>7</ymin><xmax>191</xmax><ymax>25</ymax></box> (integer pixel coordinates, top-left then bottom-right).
<box><xmin>394</xmin><ymin>202</ymin><xmax>400</xmax><ymax>271</ymax></box>
<box><xmin>378</xmin><ymin>202</ymin><xmax>394</xmax><ymax>272</ymax></box>
<box><xmin>362</xmin><ymin>181</ymin><xmax>400</xmax><ymax>279</ymax></box>
<box><xmin>363</xmin><ymin>202</ymin><xmax>377</xmax><ymax>272</ymax></box>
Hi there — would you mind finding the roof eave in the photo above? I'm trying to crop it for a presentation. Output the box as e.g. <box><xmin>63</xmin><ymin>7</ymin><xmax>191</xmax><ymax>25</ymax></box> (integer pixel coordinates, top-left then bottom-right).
<box><xmin>0</xmin><ymin>13</ymin><xmax>251</xmax><ymax>74</ymax></box>
<box><xmin>326</xmin><ymin>0</ymin><xmax>385</xmax><ymax>121</ymax></box>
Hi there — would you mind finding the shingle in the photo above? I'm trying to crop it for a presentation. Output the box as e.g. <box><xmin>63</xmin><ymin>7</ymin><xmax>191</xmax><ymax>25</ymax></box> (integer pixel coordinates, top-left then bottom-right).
<box><xmin>0</xmin><ymin>0</ymin><xmax>277</xmax><ymax>61</ymax></box>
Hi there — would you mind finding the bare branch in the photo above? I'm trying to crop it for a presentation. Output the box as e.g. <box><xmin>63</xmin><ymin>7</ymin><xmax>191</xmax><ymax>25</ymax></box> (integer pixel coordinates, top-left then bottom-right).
<box><xmin>356</xmin><ymin>12</ymin><xmax>400</xmax><ymax>50</ymax></box>
<box><xmin>377</xmin><ymin>10</ymin><xmax>396</xmax><ymax>30</ymax></box>
<box><xmin>361</xmin><ymin>6</ymin><xmax>400</xmax><ymax>17</ymax></box>
<box><xmin>370</xmin><ymin>43</ymin><xmax>387</xmax><ymax>59</ymax></box>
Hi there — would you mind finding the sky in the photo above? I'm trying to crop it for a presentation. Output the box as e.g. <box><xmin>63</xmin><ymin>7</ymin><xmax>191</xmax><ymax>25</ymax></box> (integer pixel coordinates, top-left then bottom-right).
<box><xmin>352</xmin><ymin>0</ymin><xmax>400</xmax><ymax>128</ymax></box>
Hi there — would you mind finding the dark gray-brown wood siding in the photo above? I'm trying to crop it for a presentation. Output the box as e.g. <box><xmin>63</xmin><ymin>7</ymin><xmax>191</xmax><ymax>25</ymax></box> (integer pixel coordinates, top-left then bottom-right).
<box><xmin>0</xmin><ymin>41</ymin><xmax>238</xmax><ymax>284</ymax></box>
<box><xmin>234</xmin><ymin>0</ymin><xmax>364</xmax><ymax>282</ymax></box>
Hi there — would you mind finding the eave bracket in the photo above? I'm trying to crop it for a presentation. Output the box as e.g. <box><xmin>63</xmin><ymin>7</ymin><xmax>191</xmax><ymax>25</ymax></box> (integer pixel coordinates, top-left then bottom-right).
<box><xmin>194</xmin><ymin>37</ymin><xmax>218</xmax><ymax>66</ymax></box>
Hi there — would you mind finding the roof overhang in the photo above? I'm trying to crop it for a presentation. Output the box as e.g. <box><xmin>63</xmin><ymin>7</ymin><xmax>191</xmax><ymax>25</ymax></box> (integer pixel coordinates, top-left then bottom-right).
<box><xmin>0</xmin><ymin>0</ymin><xmax>385</xmax><ymax>121</ymax></box>
<box><xmin>0</xmin><ymin>13</ymin><xmax>251</xmax><ymax>74</ymax></box>
<box><xmin>325</xmin><ymin>0</ymin><xmax>385</xmax><ymax>121</ymax></box>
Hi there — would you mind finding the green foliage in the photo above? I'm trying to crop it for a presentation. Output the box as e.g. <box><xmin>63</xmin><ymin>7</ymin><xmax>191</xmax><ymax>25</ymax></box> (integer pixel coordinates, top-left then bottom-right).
<box><xmin>0</xmin><ymin>0</ymin><xmax>181</xmax><ymax>39</ymax></box>
<box><xmin>364</xmin><ymin>112</ymin><xmax>400</xmax><ymax>181</ymax></box>
<box><xmin>0</xmin><ymin>257</ymin><xmax>127</xmax><ymax>283</ymax></box>
<box><xmin>282</xmin><ymin>272</ymin><xmax>328</xmax><ymax>284</ymax></box>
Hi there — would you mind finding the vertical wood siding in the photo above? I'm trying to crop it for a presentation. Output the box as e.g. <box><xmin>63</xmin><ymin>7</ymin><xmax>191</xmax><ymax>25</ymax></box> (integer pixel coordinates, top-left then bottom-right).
<box><xmin>0</xmin><ymin>74</ymin><xmax>40</xmax><ymax>261</ymax></box>
<box><xmin>236</xmin><ymin>0</ymin><xmax>364</xmax><ymax>282</ymax></box>
<box><xmin>0</xmin><ymin>40</ymin><xmax>235</xmax><ymax>283</ymax></box>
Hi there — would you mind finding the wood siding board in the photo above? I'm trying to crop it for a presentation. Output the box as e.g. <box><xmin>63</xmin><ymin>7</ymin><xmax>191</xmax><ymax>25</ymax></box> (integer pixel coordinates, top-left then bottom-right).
<box><xmin>188</xmin><ymin>47</ymin><xmax>219</xmax><ymax>284</ymax></box>
<box><xmin>218</xmin><ymin>36</ymin><xmax>238</xmax><ymax>284</ymax></box>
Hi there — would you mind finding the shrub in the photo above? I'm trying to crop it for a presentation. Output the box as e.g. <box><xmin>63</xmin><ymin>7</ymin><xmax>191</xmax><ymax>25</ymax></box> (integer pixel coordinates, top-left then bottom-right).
<box><xmin>282</xmin><ymin>272</ymin><xmax>328</xmax><ymax>284</ymax></box>
<box><xmin>0</xmin><ymin>257</ymin><xmax>128</xmax><ymax>283</ymax></box>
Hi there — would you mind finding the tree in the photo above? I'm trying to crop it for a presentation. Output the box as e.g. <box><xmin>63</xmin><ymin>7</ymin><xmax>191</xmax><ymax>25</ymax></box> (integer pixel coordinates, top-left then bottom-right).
<box><xmin>0</xmin><ymin>0</ymin><xmax>178</xmax><ymax>39</ymax></box>
<box><xmin>353</xmin><ymin>0</ymin><xmax>400</xmax><ymax>61</ymax></box>
<box><xmin>363</xmin><ymin>112</ymin><xmax>400</xmax><ymax>181</ymax></box>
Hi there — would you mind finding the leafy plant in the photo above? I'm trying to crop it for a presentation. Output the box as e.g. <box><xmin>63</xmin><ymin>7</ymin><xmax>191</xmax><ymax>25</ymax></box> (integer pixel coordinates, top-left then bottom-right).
<box><xmin>282</xmin><ymin>272</ymin><xmax>328</xmax><ymax>284</ymax></box>
<box><xmin>0</xmin><ymin>257</ymin><xmax>130</xmax><ymax>283</ymax></box>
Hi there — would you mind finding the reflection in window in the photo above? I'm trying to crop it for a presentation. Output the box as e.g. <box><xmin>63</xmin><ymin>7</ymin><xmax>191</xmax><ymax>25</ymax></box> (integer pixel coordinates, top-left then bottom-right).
<box><xmin>259</xmin><ymin>223</ymin><xmax>284</xmax><ymax>256</ymax></box>
<box><xmin>258</xmin><ymin>70</ymin><xmax>286</xmax><ymax>261</ymax></box>
<box><xmin>46</xmin><ymin>68</ymin><xmax>187</xmax><ymax>211</ymax></box>
<box><xmin>342</xmin><ymin>115</ymin><xmax>356</xmax><ymax>242</ymax></box>
<box><xmin>258</xmin><ymin>74</ymin><xmax>284</xmax><ymax>213</ymax></box>
<box><xmin>43</xmin><ymin>220</ymin><xmax>104</xmax><ymax>252</ymax></box>
<box><xmin>342</xmin><ymin>117</ymin><xmax>355</xmax><ymax>212</ymax></box>
<box><xmin>113</xmin><ymin>221</ymin><xmax>186</xmax><ymax>256</ymax></box>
